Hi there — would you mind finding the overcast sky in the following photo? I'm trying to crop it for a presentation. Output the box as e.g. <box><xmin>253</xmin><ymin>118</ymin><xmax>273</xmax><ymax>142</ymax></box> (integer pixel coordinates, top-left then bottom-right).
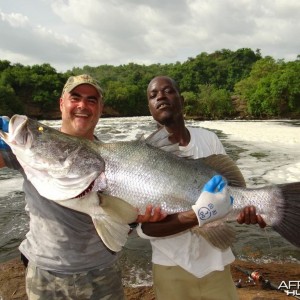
<box><xmin>0</xmin><ymin>0</ymin><xmax>299</xmax><ymax>72</ymax></box>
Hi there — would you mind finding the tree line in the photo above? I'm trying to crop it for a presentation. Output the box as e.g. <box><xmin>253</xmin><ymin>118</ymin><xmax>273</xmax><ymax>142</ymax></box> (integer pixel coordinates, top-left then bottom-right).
<box><xmin>0</xmin><ymin>48</ymin><xmax>300</xmax><ymax>119</ymax></box>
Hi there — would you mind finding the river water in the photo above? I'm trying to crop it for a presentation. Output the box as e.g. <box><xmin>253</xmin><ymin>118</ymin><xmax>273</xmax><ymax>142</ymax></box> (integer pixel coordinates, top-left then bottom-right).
<box><xmin>0</xmin><ymin>117</ymin><xmax>299</xmax><ymax>287</ymax></box>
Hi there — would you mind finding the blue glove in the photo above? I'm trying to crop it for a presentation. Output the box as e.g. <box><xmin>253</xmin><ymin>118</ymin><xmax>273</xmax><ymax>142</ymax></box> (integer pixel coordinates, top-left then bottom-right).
<box><xmin>192</xmin><ymin>175</ymin><xmax>233</xmax><ymax>227</ymax></box>
<box><xmin>0</xmin><ymin>116</ymin><xmax>10</xmax><ymax>150</ymax></box>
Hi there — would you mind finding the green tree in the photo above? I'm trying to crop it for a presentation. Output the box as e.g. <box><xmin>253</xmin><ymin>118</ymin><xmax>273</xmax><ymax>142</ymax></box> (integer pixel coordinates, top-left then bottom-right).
<box><xmin>234</xmin><ymin>57</ymin><xmax>279</xmax><ymax>117</ymax></box>
<box><xmin>0</xmin><ymin>63</ymin><xmax>66</xmax><ymax>115</ymax></box>
<box><xmin>235</xmin><ymin>58</ymin><xmax>300</xmax><ymax>117</ymax></box>
<box><xmin>181</xmin><ymin>91</ymin><xmax>198</xmax><ymax>116</ymax></box>
<box><xmin>0</xmin><ymin>85</ymin><xmax>22</xmax><ymax>116</ymax></box>
<box><xmin>1</xmin><ymin>48</ymin><xmax>299</xmax><ymax>119</ymax></box>
<box><xmin>198</xmin><ymin>84</ymin><xmax>233</xmax><ymax>119</ymax></box>
<box><xmin>0</xmin><ymin>60</ymin><xmax>11</xmax><ymax>72</ymax></box>
<box><xmin>104</xmin><ymin>81</ymin><xmax>147</xmax><ymax>116</ymax></box>
<box><xmin>269</xmin><ymin>61</ymin><xmax>300</xmax><ymax>115</ymax></box>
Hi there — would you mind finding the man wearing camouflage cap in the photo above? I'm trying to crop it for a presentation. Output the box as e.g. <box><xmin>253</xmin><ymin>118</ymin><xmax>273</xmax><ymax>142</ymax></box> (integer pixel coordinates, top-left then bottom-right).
<box><xmin>0</xmin><ymin>74</ymin><xmax>161</xmax><ymax>299</ymax></box>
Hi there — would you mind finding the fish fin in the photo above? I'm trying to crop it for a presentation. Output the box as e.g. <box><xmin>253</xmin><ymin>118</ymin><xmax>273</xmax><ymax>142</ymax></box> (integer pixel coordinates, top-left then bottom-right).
<box><xmin>272</xmin><ymin>182</ymin><xmax>300</xmax><ymax>247</ymax></box>
<box><xmin>91</xmin><ymin>193</ymin><xmax>138</xmax><ymax>252</ymax></box>
<box><xmin>99</xmin><ymin>193</ymin><xmax>138</xmax><ymax>224</ymax></box>
<box><xmin>191</xmin><ymin>222</ymin><xmax>236</xmax><ymax>249</ymax></box>
<box><xmin>202</xmin><ymin>154</ymin><xmax>246</xmax><ymax>187</ymax></box>
<box><xmin>92</xmin><ymin>217</ymin><xmax>130</xmax><ymax>252</ymax></box>
<box><xmin>60</xmin><ymin>193</ymin><xmax>137</xmax><ymax>252</ymax></box>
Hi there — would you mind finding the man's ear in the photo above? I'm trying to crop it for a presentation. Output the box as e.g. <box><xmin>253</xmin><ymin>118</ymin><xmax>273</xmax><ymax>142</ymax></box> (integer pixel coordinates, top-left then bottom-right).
<box><xmin>59</xmin><ymin>97</ymin><xmax>63</xmax><ymax>112</ymax></box>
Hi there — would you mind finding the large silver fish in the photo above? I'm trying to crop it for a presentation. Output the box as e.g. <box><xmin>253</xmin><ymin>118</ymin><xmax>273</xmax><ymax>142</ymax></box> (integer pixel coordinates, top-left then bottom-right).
<box><xmin>1</xmin><ymin>115</ymin><xmax>300</xmax><ymax>252</ymax></box>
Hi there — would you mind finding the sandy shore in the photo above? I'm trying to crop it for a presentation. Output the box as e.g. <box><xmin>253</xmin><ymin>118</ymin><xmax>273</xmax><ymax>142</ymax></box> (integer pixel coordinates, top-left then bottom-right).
<box><xmin>0</xmin><ymin>258</ymin><xmax>299</xmax><ymax>300</ymax></box>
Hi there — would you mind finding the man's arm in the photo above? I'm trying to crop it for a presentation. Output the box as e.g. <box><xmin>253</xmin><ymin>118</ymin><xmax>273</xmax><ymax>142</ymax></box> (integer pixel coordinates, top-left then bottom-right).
<box><xmin>140</xmin><ymin>209</ymin><xmax>198</xmax><ymax>237</ymax></box>
<box><xmin>141</xmin><ymin>205</ymin><xmax>266</xmax><ymax>238</ymax></box>
<box><xmin>140</xmin><ymin>175</ymin><xmax>234</xmax><ymax>237</ymax></box>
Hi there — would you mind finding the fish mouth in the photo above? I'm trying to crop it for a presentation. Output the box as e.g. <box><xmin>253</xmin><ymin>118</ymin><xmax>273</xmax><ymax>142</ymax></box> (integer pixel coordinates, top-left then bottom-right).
<box><xmin>156</xmin><ymin>101</ymin><xmax>171</xmax><ymax>110</ymax></box>
<box><xmin>74</xmin><ymin>180</ymin><xmax>95</xmax><ymax>198</ymax></box>
<box><xmin>7</xmin><ymin>115</ymin><xmax>33</xmax><ymax>148</ymax></box>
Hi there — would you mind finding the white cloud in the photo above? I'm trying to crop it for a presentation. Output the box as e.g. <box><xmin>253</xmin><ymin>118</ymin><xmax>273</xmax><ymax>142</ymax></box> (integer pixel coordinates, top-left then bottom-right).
<box><xmin>0</xmin><ymin>0</ymin><xmax>299</xmax><ymax>71</ymax></box>
<box><xmin>0</xmin><ymin>11</ymin><xmax>29</xmax><ymax>27</ymax></box>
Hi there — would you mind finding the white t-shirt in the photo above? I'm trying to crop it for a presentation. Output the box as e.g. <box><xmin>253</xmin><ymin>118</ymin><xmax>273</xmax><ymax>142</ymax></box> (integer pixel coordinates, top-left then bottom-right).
<box><xmin>137</xmin><ymin>126</ymin><xmax>235</xmax><ymax>278</ymax></box>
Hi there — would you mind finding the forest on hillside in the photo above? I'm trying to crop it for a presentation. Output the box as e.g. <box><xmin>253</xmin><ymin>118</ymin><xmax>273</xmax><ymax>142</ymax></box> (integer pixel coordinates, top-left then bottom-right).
<box><xmin>1</xmin><ymin>48</ymin><xmax>300</xmax><ymax>119</ymax></box>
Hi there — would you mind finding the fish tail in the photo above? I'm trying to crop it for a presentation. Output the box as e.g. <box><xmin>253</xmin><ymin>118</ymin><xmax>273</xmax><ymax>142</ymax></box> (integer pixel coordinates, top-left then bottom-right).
<box><xmin>272</xmin><ymin>182</ymin><xmax>300</xmax><ymax>248</ymax></box>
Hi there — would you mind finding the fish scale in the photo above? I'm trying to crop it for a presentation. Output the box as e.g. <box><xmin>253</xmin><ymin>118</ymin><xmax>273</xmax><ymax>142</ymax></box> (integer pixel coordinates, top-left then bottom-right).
<box><xmin>100</xmin><ymin>141</ymin><xmax>210</xmax><ymax>214</ymax></box>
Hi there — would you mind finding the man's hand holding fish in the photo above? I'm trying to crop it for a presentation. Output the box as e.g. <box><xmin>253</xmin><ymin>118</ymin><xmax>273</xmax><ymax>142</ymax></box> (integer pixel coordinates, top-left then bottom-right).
<box><xmin>0</xmin><ymin>116</ymin><xmax>10</xmax><ymax>150</ymax></box>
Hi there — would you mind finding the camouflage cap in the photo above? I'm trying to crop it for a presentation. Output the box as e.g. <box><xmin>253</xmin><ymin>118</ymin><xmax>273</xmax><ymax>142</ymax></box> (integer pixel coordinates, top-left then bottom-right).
<box><xmin>61</xmin><ymin>74</ymin><xmax>103</xmax><ymax>97</ymax></box>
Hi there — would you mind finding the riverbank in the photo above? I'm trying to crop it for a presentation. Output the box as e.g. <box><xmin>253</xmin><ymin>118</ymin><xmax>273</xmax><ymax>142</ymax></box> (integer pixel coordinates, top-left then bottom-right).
<box><xmin>0</xmin><ymin>258</ymin><xmax>299</xmax><ymax>299</ymax></box>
